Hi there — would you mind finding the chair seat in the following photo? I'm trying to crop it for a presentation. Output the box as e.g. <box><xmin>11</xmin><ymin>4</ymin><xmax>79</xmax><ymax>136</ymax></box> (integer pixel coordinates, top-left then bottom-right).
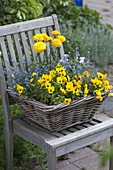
<box><xmin>13</xmin><ymin>113</ymin><xmax>113</xmax><ymax>157</ymax></box>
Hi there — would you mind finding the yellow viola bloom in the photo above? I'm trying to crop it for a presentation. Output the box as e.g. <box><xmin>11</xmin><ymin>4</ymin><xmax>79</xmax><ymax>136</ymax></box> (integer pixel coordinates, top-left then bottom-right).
<box><xmin>57</xmin><ymin>77</ymin><xmax>63</xmax><ymax>84</ymax></box>
<box><xmin>67</xmin><ymin>76</ymin><xmax>70</xmax><ymax>82</ymax></box>
<box><xmin>103</xmin><ymin>80</ymin><xmax>110</xmax><ymax>86</ymax></box>
<box><xmin>16</xmin><ymin>84</ymin><xmax>24</xmax><ymax>94</ymax></box>
<box><xmin>76</xmin><ymin>83</ymin><xmax>81</xmax><ymax>90</ymax></box>
<box><xmin>38</xmin><ymin>78</ymin><xmax>44</xmax><ymax>84</ymax></box>
<box><xmin>84</xmin><ymin>84</ymin><xmax>89</xmax><ymax>97</ymax></box>
<box><xmin>97</xmin><ymin>72</ymin><xmax>107</xmax><ymax>80</ymax></box>
<box><xmin>41</xmin><ymin>74</ymin><xmax>52</xmax><ymax>82</ymax></box>
<box><xmin>30</xmin><ymin>78</ymin><xmax>34</xmax><ymax>83</ymax></box>
<box><xmin>33</xmin><ymin>34</ymin><xmax>44</xmax><ymax>41</ymax></box>
<box><xmin>66</xmin><ymin>82</ymin><xmax>74</xmax><ymax>92</ymax></box>
<box><xmin>33</xmin><ymin>42</ymin><xmax>46</xmax><ymax>53</ymax></box>
<box><xmin>91</xmin><ymin>78</ymin><xmax>102</xmax><ymax>87</ymax></box>
<box><xmin>61</xmin><ymin>71</ymin><xmax>66</xmax><ymax>77</ymax></box>
<box><xmin>62</xmin><ymin>76</ymin><xmax>67</xmax><ymax>82</ymax></box>
<box><xmin>57</xmin><ymin>36</ymin><xmax>66</xmax><ymax>42</ymax></box>
<box><xmin>49</xmin><ymin>70</ymin><xmax>56</xmax><ymax>77</ymax></box>
<box><xmin>60</xmin><ymin>88</ymin><xmax>66</xmax><ymax>94</ymax></box>
<box><xmin>96</xmin><ymin>95</ymin><xmax>103</xmax><ymax>101</ymax></box>
<box><xmin>108</xmin><ymin>93</ymin><xmax>113</xmax><ymax>96</ymax></box>
<box><xmin>45</xmin><ymin>82</ymin><xmax>51</xmax><ymax>89</ymax></box>
<box><xmin>51</xmin><ymin>30</ymin><xmax>60</xmax><ymax>36</ymax></box>
<box><xmin>64</xmin><ymin>98</ymin><xmax>71</xmax><ymax>104</ymax></box>
<box><xmin>48</xmin><ymin>86</ymin><xmax>55</xmax><ymax>94</ymax></box>
<box><xmin>95</xmin><ymin>90</ymin><xmax>102</xmax><ymax>96</ymax></box>
<box><xmin>75</xmin><ymin>89</ymin><xmax>80</xmax><ymax>96</ymax></box>
<box><xmin>83</xmin><ymin>71</ymin><xmax>90</xmax><ymax>77</ymax></box>
<box><xmin>56</xmin><ymin>63</ymin><xmax>60</xmax><ymax>68</ymax></box>
<box><xmin>52</xmin><ymin>38</ymin><xmax>62</xmax><ymax>47</ymax></box>
<box><xmin>32</xmin><ymin>72</ymin><xmax>36</xmax><ymax>76</ymax></box>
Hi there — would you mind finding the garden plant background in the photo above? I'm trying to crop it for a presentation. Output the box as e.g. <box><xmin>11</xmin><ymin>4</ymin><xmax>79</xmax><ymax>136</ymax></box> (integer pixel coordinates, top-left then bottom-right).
<box><xmin>0</xmin><ymin>0</ymin><xmax>113</xmax><ymax>169</ymax></box>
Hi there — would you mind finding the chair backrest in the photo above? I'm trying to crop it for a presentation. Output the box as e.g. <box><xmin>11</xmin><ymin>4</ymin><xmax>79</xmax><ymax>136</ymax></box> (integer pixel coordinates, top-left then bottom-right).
<box><xmin>0</xmin><ymin>14</ymin><xmax>64</xmax><ymax>117</ymax></box>
<box><xmin>0</xmin><ymin>14</ymin><xmax>64</xmax><ymax>72</ymax></box>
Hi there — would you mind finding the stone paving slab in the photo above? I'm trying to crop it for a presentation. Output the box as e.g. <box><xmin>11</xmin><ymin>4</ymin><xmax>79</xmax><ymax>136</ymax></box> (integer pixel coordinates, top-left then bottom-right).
<box><xmin>74</xmin><ymin>154</ymin><xmax>109</xmax><ymax>170</ymax></box>
<box><xmin>84</xmin><ymin>0</ymin><xmax>113</xmax><ymax>26</ymax></box>
<box><xmin>57</xmin><ymin>147</ymin><xmax>103</xmax><ymax>170</ymax></box>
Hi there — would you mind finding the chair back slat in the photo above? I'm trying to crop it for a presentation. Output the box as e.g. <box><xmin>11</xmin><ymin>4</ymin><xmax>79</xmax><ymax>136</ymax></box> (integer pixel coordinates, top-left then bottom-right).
<box><xmin>20</xmin><ymin>32</ymin><xmax>31</xmax><ymax>65</ymax></box>
<box><xmin>6</xmin><ymin>35</ymin><xmax>19</xmax><ymax>71</ymax></box>
<box><xmin>0</xmin><ymin>37</ymin><xmax>11</xmax><ymax>74</ymax></box>
<box><xmin>27</xmin><ymin>30</ymin><xmax>37</xmax><ymax>62</ymax></box>
<box><xmin>13</xmin><ymin>33</ymin><xmax>25</xmax><ymax>70</ymax></box>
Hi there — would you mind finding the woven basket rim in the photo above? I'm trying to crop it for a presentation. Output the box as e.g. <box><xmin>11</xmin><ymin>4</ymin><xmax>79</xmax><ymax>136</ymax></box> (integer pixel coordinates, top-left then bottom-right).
<box><xmin>7</xmin><ymin>89</ymin><xmax>107</xmax><ymax>112</ymax></box>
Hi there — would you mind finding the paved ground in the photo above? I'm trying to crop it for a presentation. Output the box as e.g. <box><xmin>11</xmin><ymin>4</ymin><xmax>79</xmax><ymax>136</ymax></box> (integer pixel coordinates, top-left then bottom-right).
<box><xmin>56</xmin><ymin>1</ymin><xmax>113</xmax><ymax>170</ymax></box>
<box><xmin>84</xmin><ymin>0</ymin><xmax>113</xmax><ymax>26</ymax></box>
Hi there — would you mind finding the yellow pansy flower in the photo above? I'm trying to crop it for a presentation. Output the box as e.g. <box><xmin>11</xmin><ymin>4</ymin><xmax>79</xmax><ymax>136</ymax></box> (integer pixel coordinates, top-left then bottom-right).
<box><xmin>103</xmin><ymin>80</ymin><xmax>109</xmax><ymax>86</ymax></box>
<box><xmin>30</xmin><ymin>78</ymin><xmax>34</xmax><ymax>83</ymax></box>
<box><xmin>91</xmin><ymin>78</ymin><xmax>102</xmax><ymax>87</ymax></box>
<box><xmin>95</xmin><ymin>90</ymin><xmax>102</xmax><ymax>96</ymax></box>
<box><xmin>84</xmin><ymin>84</ymin><xmax>89</xmax><ymax>97</ymax></box>
<box><xmin>51</xmin><ymin>30</ymin><xmax>60</xmax><ymax>36</ymax></box>
<box><xmin>45</xmin><ymin>82</ymin><xmax>51</xmax><ymax>89</ymax></box>
<box><xmin>62</xmin><ymin>76</ymin><xmax>67</xmax><ymax>82</ymax></box>
<box><xmin>108</xmin><ymin>93</ymin><xmax>113</xmax><ymax>96</ymax></box>
<box><xmin>60</xmin><ymin>88</ymin><xmax>66</xmax><ymax>94</ymax></box>
<box><xmin>38</xmin><ymin>78</ymin><xmax>44</xmax><ymax>84</ymax></box>
<box><xmin>83</xmin><ymin>71</ymin><xmax>90</xmax><ymax>77</ymax></box>
<box><xmin>67</xmin><ymin>76</ymin><xmax>70</xmax><ymax>82</ymax></box>
<box><xmin>57</xmin><ymin>77</ymin><xmax>63</xmax><ymax>84</ymax></box>
<box><xmin>48</xmin><ymin>86</ymin><xmax>55</xmax><ymax>94</ymax></box>
<box><xmin>96</xmin><ymin>95</ymin><xmax>103</xmax><ymax>101</ymax></box>
<box><xmin>41</xmin><ymin>74</ymin><xmax>52</xmax><ymax>82</ymax></box>
<box><xmin>52</xmin><ymin>38</ymin><xmax>62</xmax><ymax>47</ymax></box>
<box><xmin>61</xmin><ymin>71</ymin><xmax>66</xmax><ymax>77</ymax></box>
<box><xmin>49</xmin><ymin>70</ymin><xmax>56</xmax><ymax>77</ymax></box>
<box><xmin>32</xmin><ymin>72</ymin><xmax>36</xmax><ymax>76</ymax></box>
<box><xmin>16</xmin><ymin>84</ymin><xmax>24</xmax><ymax>94</ymax></box>
<box><xmin>64</xmin><ymin>98</ymin><xmax>71</xmax><ymax>104</ymax></box>
<box><xmin>33</xmin><ymin>42</ymin><xmax>46</xmax><ymax>53</ymax></box>
<box><xmin>56</xmin><ymin>63</ymin><xmax>60</xmax><ymax>68</ymax></box>
<box><xmin>97</xmin><ymin>72</ymin><xmax>107</xmax><ymax>80</ymax></box>
<box><xmin>66</xmin><ymin>82</ymin><xmax>74</xmax><ymax>92</ymax></box>
<box><xmin>75</xmin><ymin>89</ymin><xmax>80</xmax><ymax>96</ymax></box>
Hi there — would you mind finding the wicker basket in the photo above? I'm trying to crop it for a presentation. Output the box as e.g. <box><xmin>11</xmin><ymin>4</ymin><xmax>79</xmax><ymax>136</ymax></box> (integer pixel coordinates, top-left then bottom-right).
<box><xmin>8</xmin><ymin>90</ymin><xmax>107</xmax><ymax>132</ymax></box>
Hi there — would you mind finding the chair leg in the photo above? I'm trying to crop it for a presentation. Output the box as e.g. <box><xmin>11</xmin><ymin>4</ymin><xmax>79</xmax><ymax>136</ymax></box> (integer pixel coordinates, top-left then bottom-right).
<box><xmin>109</xmin><ymin>136</ymin><xmax>113</xmax><ymax>170</ymax></box>
<box><xmin>46</xmin><ymin>146</ymin><xmax>56</xmax><ymax>170</ymax></box>
<box><xmin>5</xmin><ymin>123</ymin><xmax>13</xmax><ymax>170</ymax></box>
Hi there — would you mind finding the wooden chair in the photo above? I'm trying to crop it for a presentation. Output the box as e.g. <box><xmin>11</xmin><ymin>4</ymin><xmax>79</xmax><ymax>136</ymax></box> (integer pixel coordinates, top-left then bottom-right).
<box><xmin>0</xmin><ymin>14</ymin><xmax>113</xmax><ymax>170</ymax></box>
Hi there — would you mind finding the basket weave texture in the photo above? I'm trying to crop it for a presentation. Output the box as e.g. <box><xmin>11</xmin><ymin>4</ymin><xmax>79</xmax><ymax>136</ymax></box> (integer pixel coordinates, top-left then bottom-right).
<box><xmin>8</xmin><ymin>91</ymin><xmax>107</xmax><ymax>131</ymax></box>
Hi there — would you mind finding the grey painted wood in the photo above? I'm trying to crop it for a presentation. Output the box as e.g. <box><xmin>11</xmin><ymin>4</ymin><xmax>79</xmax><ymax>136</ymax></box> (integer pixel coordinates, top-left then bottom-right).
<box><xmin>0</xmin><ymin>37</ymin><xmax>11</xmax><ymax>73</ymax></box>
<box><xmin>27</xmin><ymin>30</ymin><xmax>37</xmax><ymax>62</ymax></box>
<box><xmin>0</xmin><ymin>58</ymin><xmax>13</xmax><ymax>170</ymax></box>
<box><xmin>0</xmin><ymin>16</ymin><xmax>54</xmax><ymax>36</ymax></box>
<box><xmin>46</xmin><ymin>144</ymin><xmax>56</xmax><ymax>170</ymax></box>
<box><xmin>47</xmin><ymin>117</ymin><xmax>113</xmax><ymax>148</ymax></box>
<box><xmin>20</xmin><ymin>32</ymin><xmax>31</xmax><ymax>65</ymax></box>
<box><xmin>6</xmin><ymin>35</ymin><xmax>19</xmax><ymax>71</ymax></box>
